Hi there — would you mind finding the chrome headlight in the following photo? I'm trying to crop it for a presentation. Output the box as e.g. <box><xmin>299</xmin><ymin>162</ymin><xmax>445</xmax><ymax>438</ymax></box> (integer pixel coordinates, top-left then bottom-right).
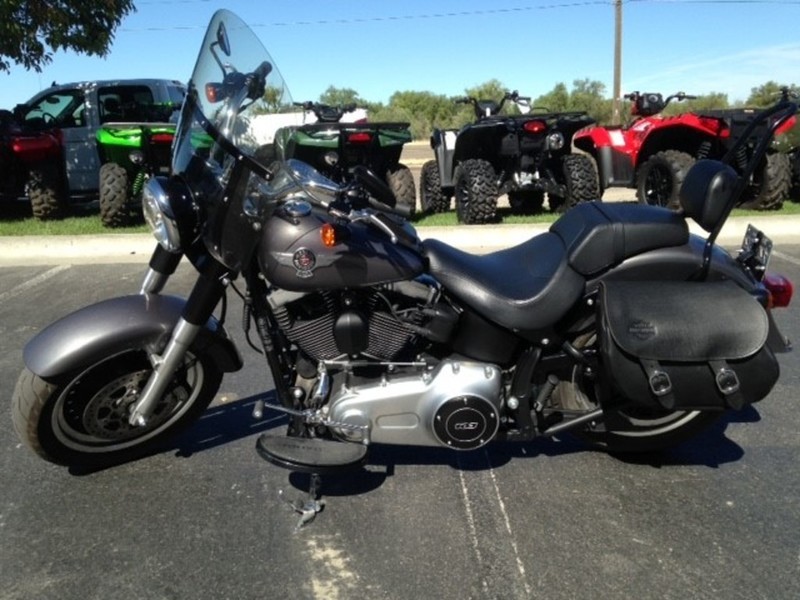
<box><xmin>547</xmin><ymin>132</ymin><xmax>565</xmax><ymax>151</ymax></box>
<box><xmin>142</xmin><ymin>177</ymin><xmax>181</xmax><ymax>253</ymax></box>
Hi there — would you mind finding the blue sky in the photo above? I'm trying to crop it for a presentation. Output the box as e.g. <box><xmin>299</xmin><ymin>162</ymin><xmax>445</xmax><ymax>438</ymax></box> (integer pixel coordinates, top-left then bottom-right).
<box><xmin>2</xmin><ymin>0</ymin><xmax>800</xmax><ymax>109</ymax></box>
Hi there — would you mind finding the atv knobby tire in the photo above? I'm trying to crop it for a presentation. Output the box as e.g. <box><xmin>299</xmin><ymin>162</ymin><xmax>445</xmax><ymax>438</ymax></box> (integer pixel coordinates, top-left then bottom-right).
<box><xmin>99</xmin><ymin>162</ymin><xmax>132</xmax><ymax>228</ymax></box>
<box><xmin>28</xmin><ymin>162</ymin><xmax>66</xmax><ymax>220</ymax></box>
<box><xmin>454</xmin><ymin>159</ymin><xmax>497</xmax><ymax>224</ymax></box>
<box><xmin>738</xmin><ymin>152</ymin><xmax>791</xmax><ymax>211</ymax></box>
<box><xmin>419</xmin><ymin>160</ymin><xmax>451</xmax><ymax>214</ymax></box>
<box><xmin>386</xmin><ymin>163</ymin><xmax>416</xmax><ymax>214</ymax></box>
<box><xmin>636</xmin><ymin>150</ymin><xmax>695</xmax><ymax>209</ymax></box>
<box><xmin>549</xmin><ymin>154</ymin><xmax>600</xmax><ymax>213</ymax></box>
<box><xmin>789</xmin><ymin>148</ymin><xmax>800</xmax><ymax>203</ymax></box>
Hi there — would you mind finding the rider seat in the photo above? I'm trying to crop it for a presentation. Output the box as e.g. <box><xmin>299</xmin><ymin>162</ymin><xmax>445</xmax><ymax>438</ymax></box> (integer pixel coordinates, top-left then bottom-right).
<box><xmin>422</xmin><ymin>202</ymin><xmax>689</xmax><ymax>336</ymax></box>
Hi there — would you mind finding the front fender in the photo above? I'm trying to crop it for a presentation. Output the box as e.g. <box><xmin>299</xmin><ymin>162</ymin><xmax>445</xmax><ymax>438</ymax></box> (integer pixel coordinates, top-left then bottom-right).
<box><xmin>24</xmin><ymin>294</ymin><xmax>243</xmax><ymax>380</ymax></box>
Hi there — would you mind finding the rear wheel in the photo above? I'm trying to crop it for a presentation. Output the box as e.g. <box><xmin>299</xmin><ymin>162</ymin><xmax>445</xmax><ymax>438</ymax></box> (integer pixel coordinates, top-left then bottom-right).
<box><xmin>12</xmin><ymin>347</ymin><xmax>223</xmax><ymax>467</ymax></box>
<box><xmin>553</xmin><ymin>331</ymin><xmax>719</xmax><ymax>453</ymax></box>
<box><xmin>636</xmin><ymin>150</ymin><xmax>695</xmax><ymax>209</ymax></box>
<box><xmin>28</xmin><ymin>162</ymin><xmax>66</xmax><ymax>220</ymax></box>
<box><xmin>738</xmin><ymin>152</ymin><xmax>791</xmax><ymax>211</ymax></box>
<box><xmin>454</xmin><ymin>159</ymin><xmax>497</xmax><ymax>224</ymax></box>
<box><xmin>386</xmin><ymin>163</ymin><xmax>416</xmax><ymax>214</ymax></box>
<box><xmin>419</xmin><ymin>160</ymin><xmax>451</xmax><ymax>214</ymax></box>
<box><xmin>99</xmin><ymin>162</ymin><xmax>132</xmax><ymax>228</ymax></box>
<box><xmin>549</xmin><ymin>154</ymin><xmax>600</xmax><ymax>212</ymax></box>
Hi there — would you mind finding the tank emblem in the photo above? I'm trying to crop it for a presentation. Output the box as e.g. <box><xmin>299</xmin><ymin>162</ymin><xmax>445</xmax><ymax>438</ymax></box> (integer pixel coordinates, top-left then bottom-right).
<box><xmin>292</xmin><ymin>248</ymin><xmax>317</xmax><ymax>278</ymax></box>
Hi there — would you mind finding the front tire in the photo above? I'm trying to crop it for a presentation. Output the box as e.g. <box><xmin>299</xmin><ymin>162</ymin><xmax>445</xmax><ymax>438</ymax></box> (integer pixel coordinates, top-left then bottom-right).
<box><xmin>636</xmin><ymin>150</ymin><xmax>695</xmax><ymax>209</ymax></box>
<box><xmin>454</xmin><ymin>159</ymin><xmax>497</xmax><ymax>224</ymax></box>
<box><xmin>12</xmin><ymin>348</ymin><xmax>223</xmax><ymax>467</ymax></box>
<box><xmin>99</xmin><ymin>162</ymin><xmax>132</xmax><ymax>228</ymax></box>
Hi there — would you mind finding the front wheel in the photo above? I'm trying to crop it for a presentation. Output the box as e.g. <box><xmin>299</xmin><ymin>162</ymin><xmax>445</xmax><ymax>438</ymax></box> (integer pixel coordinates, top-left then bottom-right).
<box><xmin>636</xmin><ymin>150</ymin><xmax>695</xmax><ymax>209</ymax></box>
<box><xmin>28</xmin><ymin>162</ymin><xmax>67</xmax><ymax>220</ymax></box>
<box><xmin>12</xmin><ymin>348</ymin><xmax>223</xmax><ymax>467</ymax></box>
<box><xmin>419</xmin><ymin>160</ymin><xmax>451</xmax><ymax>214</ymax></box>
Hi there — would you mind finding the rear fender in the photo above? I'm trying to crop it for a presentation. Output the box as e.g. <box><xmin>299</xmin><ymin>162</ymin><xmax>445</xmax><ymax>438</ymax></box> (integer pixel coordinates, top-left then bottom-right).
<box><xmin>430</xmin><ymin>128</ymin><xmax>458</xmax><ymax>187</ymax></box>
<box><xmin>24</xmin><ymin>294</ymin><xmax>243</xmax><ymax>380</ymax></box>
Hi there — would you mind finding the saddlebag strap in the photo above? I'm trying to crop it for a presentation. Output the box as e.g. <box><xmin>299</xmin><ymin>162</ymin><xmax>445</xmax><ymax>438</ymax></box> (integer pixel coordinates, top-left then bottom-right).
<box><xmin>709</xmin><ymin>360</ymin><xmax>744</xmax><ymax>410</ymax></box>
<box><xmin>640</xmin><ymin>359</ymin><xmax>675</xmax><ymax>410</ymax></box>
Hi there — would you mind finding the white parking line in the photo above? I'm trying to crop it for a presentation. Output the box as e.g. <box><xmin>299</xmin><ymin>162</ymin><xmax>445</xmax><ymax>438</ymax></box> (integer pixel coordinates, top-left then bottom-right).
<box><xmin>0</xmin><ymin>265</ymin><xmax>71</xmax><ymax>302</ymax></box>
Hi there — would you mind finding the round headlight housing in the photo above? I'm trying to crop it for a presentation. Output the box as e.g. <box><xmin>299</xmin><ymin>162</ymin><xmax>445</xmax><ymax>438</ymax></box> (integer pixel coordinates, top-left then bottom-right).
<box><xmin>142</xmin><ymin>177</ymin><xmax>181</xmax><ymax>253</ymax></box>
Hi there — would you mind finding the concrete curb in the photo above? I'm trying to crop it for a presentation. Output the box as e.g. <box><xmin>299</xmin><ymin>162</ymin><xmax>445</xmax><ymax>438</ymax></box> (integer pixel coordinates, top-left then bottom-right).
<box><xmin>0</xmin><ymin>216</ymin><xmax>797</xmax><ymax>266</ymax></box>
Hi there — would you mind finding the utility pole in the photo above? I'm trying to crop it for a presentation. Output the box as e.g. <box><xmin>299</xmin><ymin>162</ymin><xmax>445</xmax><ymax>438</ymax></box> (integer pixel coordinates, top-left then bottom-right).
<box><xmin>611</xmin><ymin>0</ymin><xmax>623</xmax><ymax>125</ymax></box>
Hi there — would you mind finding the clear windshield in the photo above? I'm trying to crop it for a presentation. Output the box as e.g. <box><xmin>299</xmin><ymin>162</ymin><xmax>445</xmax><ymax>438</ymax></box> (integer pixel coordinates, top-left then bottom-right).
<box><xmin>172</xmin><ymin>10</ymin><xmax>295</xmax><ymax>186</ymax></box>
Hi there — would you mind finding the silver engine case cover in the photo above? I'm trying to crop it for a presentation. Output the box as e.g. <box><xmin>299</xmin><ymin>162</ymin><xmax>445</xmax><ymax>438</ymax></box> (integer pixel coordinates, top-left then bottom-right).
<box><xmin>327</xmin><ymin>359</ymin><xmax>502</xmax><ymax>449</ymax></box>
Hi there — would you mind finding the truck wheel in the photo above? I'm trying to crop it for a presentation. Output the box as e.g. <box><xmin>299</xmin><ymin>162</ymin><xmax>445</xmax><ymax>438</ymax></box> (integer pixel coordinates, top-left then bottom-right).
<box><xmin>386</xmin><ymin>163</ymin><xmax>416</xmax><ymax>214</ymax></box>
<box><xmin>738</xmin><ymin>152</ymin><xmax>791</xmax><ymax>211</ymax></box>
<box><xmin>28</xmin><ymin>162</ymin><xmax>66</xmax><ymax>220</ymax></box>
<box><xmin>636</xmin><ymin>150</ymin><xmax>694</xmax><ymax>209</ymax></box>
<box><xmin>454</xmin><ymin>159</ymin><xmax>498</xmax><ymax>224</ymax></box>
<box><xmin>99</xmin><ymin>162</ymin><xmax>131</xmax><ymax>228</ymax></box>
<box><xmin>550</xmin><ymin>154</ymin><xmax>600</xmax><ymax>212</ymax></box>
<box><xmin>419</xmin><ymin>160</ymin><xmax>451</xmax><ymax>214</ymax></box>
<box><xmin>508</xmin><ymin>190</ymin><xmax>544</xmax><ymax>214</ymax></box>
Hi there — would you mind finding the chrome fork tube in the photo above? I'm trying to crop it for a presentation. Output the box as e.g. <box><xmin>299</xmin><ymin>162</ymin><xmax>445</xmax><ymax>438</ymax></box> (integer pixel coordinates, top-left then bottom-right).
<box><xmin>128</xmin><ymin>319</ymin><xmax>201</xmax><ymax>426</ymax></box>
<box><xmin>140</xmin><ymin>268</ymin><xmax>170</xmax><ymax>295</ymax></box>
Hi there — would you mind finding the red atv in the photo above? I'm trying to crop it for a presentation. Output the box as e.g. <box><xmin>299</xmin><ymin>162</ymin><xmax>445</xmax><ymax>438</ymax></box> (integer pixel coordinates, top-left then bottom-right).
<box><xmin>0</xmin><ymin>109</ymin><xmax>66</xmax><ymax>219</ymax></box>
<box><xmin>573</xmin><ymin>91</ymin><xmax>796</xmax><ymax>210</ymax></box>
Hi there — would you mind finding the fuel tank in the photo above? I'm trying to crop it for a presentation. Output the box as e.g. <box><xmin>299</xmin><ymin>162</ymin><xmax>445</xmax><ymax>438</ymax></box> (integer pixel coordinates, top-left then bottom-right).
<box><xmin>258</xmin><ymin>200</ymin><xmax>425</xmax><ymax>291</ymax></box>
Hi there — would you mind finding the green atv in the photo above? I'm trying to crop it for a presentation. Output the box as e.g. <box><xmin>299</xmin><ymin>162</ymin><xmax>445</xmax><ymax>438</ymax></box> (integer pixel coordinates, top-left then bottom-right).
<box><xmin>96</xmin><ymin>105</ymin><xmax>178</xmax><ymax>227</ymax></box>
<box><xmin>274</xmin><ymin>101</ymin><xmax>416</xmax><ymax>212</ymax></box>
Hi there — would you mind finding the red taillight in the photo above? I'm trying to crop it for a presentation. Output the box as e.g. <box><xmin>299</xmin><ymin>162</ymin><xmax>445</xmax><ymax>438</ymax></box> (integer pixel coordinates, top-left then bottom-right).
<box><xmin>764</xmin><ymin>272</ymin><xmax>793</xmax><ymax>308</ymax></box>
<box><xmin>347</xmin><ymin>132</ymin><xmax>372</xmax><ymax>144</ymax></box>
<box><xmin>523</xmin><ymin>120</ymin><xmax>546</xmax><ymax>134</ymax></box>
<box><xmin>151</xmin><ymin>133</ymin><xmax>174</xmax><ymax>144</ymax></box>
<box><xmin>776</xmin><ymin>114</ymin><xmax>797</xmax><ymax>136</ymax></box>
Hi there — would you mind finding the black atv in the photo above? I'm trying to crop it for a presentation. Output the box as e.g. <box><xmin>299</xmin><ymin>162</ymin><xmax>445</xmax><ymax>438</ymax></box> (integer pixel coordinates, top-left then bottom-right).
<box><xmin>274</xmin><ymin>101</ymin><xmax>416</xmax><ymax>212</ymax></box>
<box><xmin>419</xmin><ymin>90</ymin><xmax>599</xmax><ymax>224</ymax></box>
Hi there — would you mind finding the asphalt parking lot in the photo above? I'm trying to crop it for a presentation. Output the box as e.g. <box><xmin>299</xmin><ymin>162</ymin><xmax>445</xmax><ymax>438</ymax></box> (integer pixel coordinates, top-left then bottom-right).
<box><xmin>1</xmin><ymin>237</ymin><xmax>800</xmax><ymax>599</ymax></box>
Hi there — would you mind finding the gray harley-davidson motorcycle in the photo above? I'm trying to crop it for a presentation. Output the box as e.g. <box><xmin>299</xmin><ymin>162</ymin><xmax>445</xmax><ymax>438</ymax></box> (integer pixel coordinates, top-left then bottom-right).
<box><xmin>12</xmin><ymin>11</ymin><xmax>795</xmax><ymax>523</ymax></box>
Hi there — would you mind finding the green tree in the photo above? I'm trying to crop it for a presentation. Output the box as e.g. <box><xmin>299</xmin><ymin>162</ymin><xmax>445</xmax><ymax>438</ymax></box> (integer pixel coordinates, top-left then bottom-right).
<box><xmin>318</xmin><ymin>85</ymin><xmax>363</xmax><ymax>107</ymax></box>
<box><xmin>747</xmin><ymin>81</ymin><xmax>799</xmax><ymax>107</ymax></box>
<box><xmin>0</xmin><ymin>0</ymin><xmax>135</xmax><ymax>72</ymax></box>
<box><xmin>533</xmin><ymin>82</ymin><xmax>570</xmax><ymax>113</ymax></box>
<box><xmin>662</xmin><ymin>92</ymin><xmax>730</xmax><ymax>116</ymax></box>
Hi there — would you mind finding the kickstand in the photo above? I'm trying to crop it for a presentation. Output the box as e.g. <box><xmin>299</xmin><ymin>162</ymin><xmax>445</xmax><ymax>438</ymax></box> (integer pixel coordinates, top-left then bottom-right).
<box><xmin>278</xmin><ymin>472</ymin><xmax>325</xmax><ymax>532</ymax></box>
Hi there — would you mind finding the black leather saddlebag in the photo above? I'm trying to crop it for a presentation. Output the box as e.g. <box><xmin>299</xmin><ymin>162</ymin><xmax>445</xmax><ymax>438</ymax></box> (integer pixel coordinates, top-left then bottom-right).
<box><xmin>599</xmin><ymin>280</ymin><xmax>779</xmax><ymax>410</ymax></box>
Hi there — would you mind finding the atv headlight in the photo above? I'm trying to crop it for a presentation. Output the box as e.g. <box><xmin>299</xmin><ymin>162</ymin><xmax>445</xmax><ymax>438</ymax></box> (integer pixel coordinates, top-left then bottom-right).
<box><xmin>142</xmin><ymin>177</ymin><xmax>181</xmax><ymax>253</ymax></box>
<box><xmin>547</xmin><ymin>132</ymin><xmax>565</xmax><ymax>151</ymax></box>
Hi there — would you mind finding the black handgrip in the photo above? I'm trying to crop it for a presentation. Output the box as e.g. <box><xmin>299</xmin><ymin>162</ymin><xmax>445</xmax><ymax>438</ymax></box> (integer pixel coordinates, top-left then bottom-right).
<box><xmin>352</xmin><ymin>165</ymin><xmax>396</xmax><ymax>208</ymax></box>
<box><xmin>248</xmin><ymin>61</ymin><xmax>273</xmax><ymax>99</ymax></box>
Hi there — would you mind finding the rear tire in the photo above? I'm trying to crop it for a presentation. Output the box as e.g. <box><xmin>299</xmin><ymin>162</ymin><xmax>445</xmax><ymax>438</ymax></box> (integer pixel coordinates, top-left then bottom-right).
<box><xmin>738</xmin><ymin>152</ymin><xmax>791</xmax><ymax>211</ymax></box>
<box><xmin>28</xmin><ymin>162</ymin><xmax>66</xmax><ymax>220</ymax></box>
<box><xmin>386</xmin><ymin>163</ymin><xmax>416</xmax><ymax>214</ymax></box>
<box><xmin>454</xmin><ymin>159</ymin><xmax>497</xmax><ymax>224</ymax></box>
<box><xmin>636</xmin><ymin>150</ymin><xmax>695</xmax><ymax>209</ymax></box>
<box><xmin>99</xmin><ymin>162</ymin><xmax>132</xmax><ymax>228</ymax></box>
<box><xmin>12</xmin><ymin>347</ymin><xmax>223</xmax><ymax>468</ymax></box>
<box><xmin>549</xmin><ymin>154</ymin><xmax>600</xmax><ymax>213</ymax></box>
<box><xmin>419</xmin><ymin>160</ymin><xmax>451</xmax><ymax>214</ymax></box>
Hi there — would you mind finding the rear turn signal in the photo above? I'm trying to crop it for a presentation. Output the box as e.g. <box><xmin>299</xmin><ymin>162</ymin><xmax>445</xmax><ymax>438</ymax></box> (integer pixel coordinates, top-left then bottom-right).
<box><xmin>764</xmin><ymin>273</ymin><xmax>793</xmax><ymax>308</ymax></box>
